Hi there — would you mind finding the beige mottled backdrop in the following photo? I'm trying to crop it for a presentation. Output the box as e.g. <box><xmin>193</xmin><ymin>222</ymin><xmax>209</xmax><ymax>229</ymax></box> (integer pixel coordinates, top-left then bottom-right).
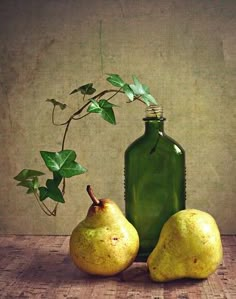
<box><xmin>0</xmin><ymin>0</ymin><xmax>235</xmax><ymax>234</ymax></box>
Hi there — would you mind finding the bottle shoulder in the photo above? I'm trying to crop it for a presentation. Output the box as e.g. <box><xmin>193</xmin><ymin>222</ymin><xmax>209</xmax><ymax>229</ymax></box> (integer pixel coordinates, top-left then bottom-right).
<box><xmin>125</xmin><ymin>133</ymin><xmax>185</xmax><ymax>156</ymax></box>
<box><xmin>163</xmin><ymin>133</ymin><xmax>185</xmax><ymax>154</ymax></box>
<box><xmin>125</xmin><ymin>134</ymin><xmax>146</xmax><ymax>153</ymax></box>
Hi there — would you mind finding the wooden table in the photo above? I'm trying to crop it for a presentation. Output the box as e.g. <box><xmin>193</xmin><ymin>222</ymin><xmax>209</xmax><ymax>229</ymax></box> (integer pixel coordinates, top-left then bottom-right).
<box><xmin>0</xmin><ymin>235</ymin><xmax>235</xmax><ymax>298</ymax></box>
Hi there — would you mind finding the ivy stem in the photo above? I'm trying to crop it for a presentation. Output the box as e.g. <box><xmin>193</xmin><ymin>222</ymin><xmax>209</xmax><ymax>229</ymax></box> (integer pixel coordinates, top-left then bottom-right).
<box><xmin>60</xmin><ymin>116</ymin><xmax>74</xmax><ymax>198</ymax></box>
<box><xmin>33</xmin><ymin>192</ymin><xmax>55</xmax><ymax>216</ymax></box>
<box><xmin>61</xmin><ymin>117</ymin><xmax>73</xmax><ymax>151</ymax></box>
<box><xmin>73</xmin><ymin>112</ymin><xmax>90</xmax><ymax>120</ymax></box>
<box><xmin>106</xmin><ymin>88</ymin><xmax>122</xmax><ymax>101</ymax></box>
<box><xmin>52</xmin><ymin>203</ymin><xmax>58</xmax><ymax>215</ymax></box>
<box><xmin>86</xmin><ymin>185</ymin><xmax>100</xmax><ymax>205</ymax></box>
<box><xmin>52</xmin><ymin>106</ymin><xmax>69</xmax><ymax>126</ymax></box>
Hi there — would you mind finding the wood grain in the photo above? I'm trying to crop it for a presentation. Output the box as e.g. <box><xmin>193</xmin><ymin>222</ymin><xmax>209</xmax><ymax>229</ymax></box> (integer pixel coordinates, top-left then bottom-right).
<box><xmin>0</xmin><ymin>236</ymin><xmax>235</xmax><ymax>298</ymax></box>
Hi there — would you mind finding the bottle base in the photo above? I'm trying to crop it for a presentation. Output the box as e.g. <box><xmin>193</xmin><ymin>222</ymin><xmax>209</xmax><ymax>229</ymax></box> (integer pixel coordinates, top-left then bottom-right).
<box><xmin>135</xmin><ymin>253</ymin><xmax>149</xmax><ymax>262</ymax></box>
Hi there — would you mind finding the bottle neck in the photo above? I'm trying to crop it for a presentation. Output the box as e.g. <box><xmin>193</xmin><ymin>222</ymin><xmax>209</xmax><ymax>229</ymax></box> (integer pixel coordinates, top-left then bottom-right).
<box><xmin>144</xmin><ymin>119</ymin><xmax>165</xmax><ymax>136</ymax></box>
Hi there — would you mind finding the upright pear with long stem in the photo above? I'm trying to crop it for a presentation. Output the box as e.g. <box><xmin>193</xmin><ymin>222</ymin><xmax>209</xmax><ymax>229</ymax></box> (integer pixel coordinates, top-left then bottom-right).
<box><xmin>69</xmin><ymin>185</ymin><xmax>139</xmax><ymax>276</ymax></box>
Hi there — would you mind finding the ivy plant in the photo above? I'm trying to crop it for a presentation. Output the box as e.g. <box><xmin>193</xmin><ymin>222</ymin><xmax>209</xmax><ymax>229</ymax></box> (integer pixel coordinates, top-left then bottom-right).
<box><xmin>14</xmin><ymin>74</ymin><xmax>157</xmax><ymax>216</ymax></box>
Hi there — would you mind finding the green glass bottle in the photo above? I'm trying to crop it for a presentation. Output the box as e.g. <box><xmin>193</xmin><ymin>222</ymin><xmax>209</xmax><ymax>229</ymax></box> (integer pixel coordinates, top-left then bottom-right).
<box><xmin>124</xmin><ymin>105</ymin><xmax>186</xmax><ymax>261</ymax></box>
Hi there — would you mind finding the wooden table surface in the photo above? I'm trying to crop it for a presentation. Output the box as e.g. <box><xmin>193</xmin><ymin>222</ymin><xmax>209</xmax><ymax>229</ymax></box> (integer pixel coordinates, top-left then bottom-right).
<box><xmin>0</xmin><ymin>235</ymin><xmax>235</xmax><ymax>299</ymax></box>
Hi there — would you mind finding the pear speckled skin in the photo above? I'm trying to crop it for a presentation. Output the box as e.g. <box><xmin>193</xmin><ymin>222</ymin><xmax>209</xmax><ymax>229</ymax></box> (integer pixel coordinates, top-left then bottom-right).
<box><xmin>147</xmin><ymin>209</ymin><xmax>223</xmax><ymax>282</ymax></box>
<box><xmin>70</xmin><ymin>199</ymin><xmax>139</xmax><ymax>276</ymax></box>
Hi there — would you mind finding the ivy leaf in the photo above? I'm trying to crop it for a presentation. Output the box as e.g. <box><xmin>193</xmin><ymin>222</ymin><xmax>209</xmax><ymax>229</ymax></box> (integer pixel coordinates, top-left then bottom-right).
<box><xmin>32</xmin><ymin>176</ymin><xmax>39</xmax><ymax>189</ymax></box>
<box><xmin>101</xmin><ymin>108</ymin><xmax>116</xmax><ymax>124</ymax></box>
<box><xmin>39</xmin><ymin>180</ymin><xmax>65</xmax><ymax>203</ymax></box>
<box><xmin>99</xmin><ymin>99</ymin><xmax>118</xmax><ymax>108</ymax></box>
<box><xmin>59</xmin><ymin>161</ymin><xmax>87</xmax><ymax>178</ymax></box>
<box><xmin>40</xmin><ymin>150</ymin><xmax>76</xmax><ymax>172</ymax></box>
<box><xmin>69</xmin><ymin>89</ymin><xmax>79</xmax><ymax>95</ymax></box>
<box><xmin>40</xmin><ymin>150</ymin><xmax>87</xmax><ymax>178</ymax></box>
<box><xmin>16</xmin><ymin>176</ymin><xmax>39</xmax><ymax>194</ymax></box>
<box><xmin>17</xmin><ymin>180</ymin><xmax>32</xmax><ymax>188</ymax></box>
<box><xmin>70</xmin><ymin>83</ymin><xmax>96</xmax><ymax>95</ymax></box>
<box><xmin>27</xmin><ymin>188</ymin><xmax>35</xmax><ymax>194</ymax></box>
<box><xmin>46</xmin><ymin>179</ymin><xmax>65</xmax><ymax>203</ymax></box>
<box><xmin>106</xmin><ymin>74</ymin><xmax>125</xmax><ymax>88</ymax></box>
<box><xmin>46</xmin><ymin>99</ymin><xmax>67</xmax><ymax>110</ymax></box>
<box><xmin>122</xmin><ymin>84</ymin><xmax>134</xmax><ymax>101</ymax></box>
<box><xmin>87</xmin><ymin>99</ymin><xmax>116</xmax><ymax>125</ymax></box>
<box><xmin>143</xmin><ymin>84</ymin><xmax>150</xmax><ymax>94</ymax></box>
<box><xmin>87</xmin><ymin>99</ymin><xmax>102</xmax><ymax>113</ymax></box>
<box><xmin>14</xmin><ymin>169</ymin><xmax>45</xmax><ymax>181</ymax></box>
<box><xmin>129</xmin><ymin>76</ymin><xmax>157</xmax><ymax>106</ymax></box>
<box><xmin>141</xmin><ymin>93</ymin><xmax>157</xmax><ymax>105</ymax></box>
<box><xmin>53</xmin><ymin>172</ymin><xmax>63</xmax><ymax>186</ymax></box>
<box><xmin>17</xmin><ymin>180</ymin><xmax>34</xmax><ymax>190</ymax></box>
<box><xmin>129</xmin><ymin>76</ymin><xmax>146</xmax><ymax>95</ymax></box>
<box><xmin>39</xmin><ymin>186</ymin><xmax>48</xmax><ymax>201</ymax></box>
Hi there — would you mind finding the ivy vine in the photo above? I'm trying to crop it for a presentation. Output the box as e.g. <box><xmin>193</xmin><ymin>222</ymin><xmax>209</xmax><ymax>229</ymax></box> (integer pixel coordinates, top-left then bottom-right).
<box><xmin>14</xmin><ymin>74</ymin><xmax>157</xmax><ymax>216</ymax></box>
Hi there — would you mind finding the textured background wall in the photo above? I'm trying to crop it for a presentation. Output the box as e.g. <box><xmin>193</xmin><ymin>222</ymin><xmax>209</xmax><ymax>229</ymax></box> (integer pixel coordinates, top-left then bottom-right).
<box><xmin>0</xmin><ymin>0</ymin><xmax>235</xmax><ymax>234</ymax></box>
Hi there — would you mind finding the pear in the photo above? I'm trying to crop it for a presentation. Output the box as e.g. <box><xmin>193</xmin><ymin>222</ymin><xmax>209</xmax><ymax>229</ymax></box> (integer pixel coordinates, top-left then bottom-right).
<box><xmin>69</xmin><ymin>185</ymin><xmax>139</xmax><ymax>276</ymax></box>
<box><xmin>147</xmin><ymin>209</ymin><xmax>223</xmax><ymax>282</ymax></box>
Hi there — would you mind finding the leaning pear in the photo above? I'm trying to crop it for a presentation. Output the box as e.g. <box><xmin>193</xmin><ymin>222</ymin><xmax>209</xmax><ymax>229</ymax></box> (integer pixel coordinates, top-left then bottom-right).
<box><xmin>70</xmin><ymin>185</ymin><xmax>139</xmax><ymax>276</ymax></box>
<box><xmin>147</xmin><ymin>209</ymin><xmax>223</xmax><ymax>282</ymax></box>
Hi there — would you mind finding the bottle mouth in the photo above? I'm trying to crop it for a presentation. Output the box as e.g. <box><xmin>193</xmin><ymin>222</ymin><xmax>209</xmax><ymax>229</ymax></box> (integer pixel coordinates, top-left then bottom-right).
<box><xmin>144</xmin><ymin>105</ymin><xmax>164</xmax><ymax>120</ymax></box>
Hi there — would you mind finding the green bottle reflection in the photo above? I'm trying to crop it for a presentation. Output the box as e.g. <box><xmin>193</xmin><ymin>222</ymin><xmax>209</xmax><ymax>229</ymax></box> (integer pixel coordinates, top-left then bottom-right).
<box><xmin>125</xmin><ymin>106</ymin><xmax>186</xmax><ymax>261</ymax></box>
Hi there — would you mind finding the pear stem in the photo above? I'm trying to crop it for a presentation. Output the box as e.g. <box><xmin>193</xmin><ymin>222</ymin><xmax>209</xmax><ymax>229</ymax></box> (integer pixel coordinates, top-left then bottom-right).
<box><xmin>86</xmin><ymin>185</ymin><xmax>100</xmax><ymax>205</ymax></box>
